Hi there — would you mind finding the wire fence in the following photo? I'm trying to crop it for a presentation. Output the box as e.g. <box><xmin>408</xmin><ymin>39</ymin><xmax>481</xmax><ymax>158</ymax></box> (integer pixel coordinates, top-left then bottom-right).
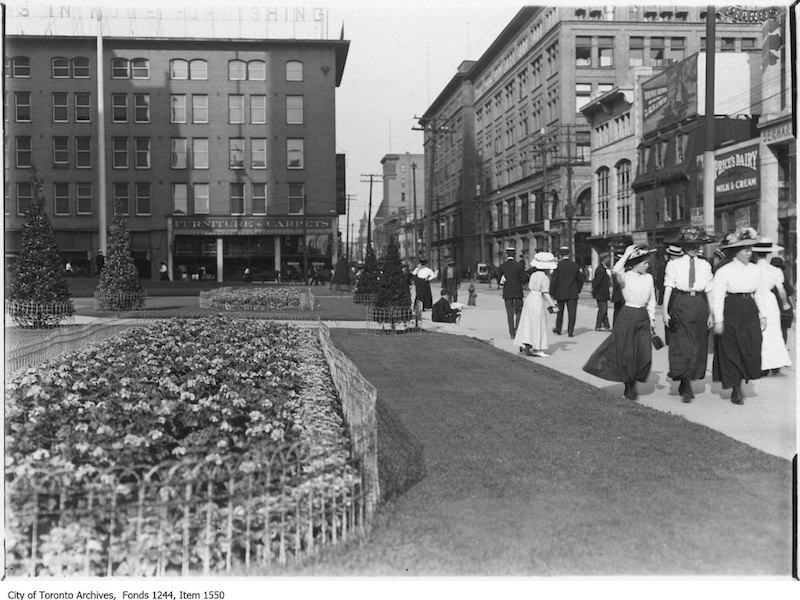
<box><xmin>5</xmin><ymin>299</ymin><xmax>75</xmax><ymax>329</ymax></box>
<box><xmin>93</xmin><ymin>290</ymin><xmax>146</xmax><ymax>312</ymax></box>
<box><xmin>363</xmin><ymin>305</ymin><xmax>422</xmax><ymax>334</ymax></box>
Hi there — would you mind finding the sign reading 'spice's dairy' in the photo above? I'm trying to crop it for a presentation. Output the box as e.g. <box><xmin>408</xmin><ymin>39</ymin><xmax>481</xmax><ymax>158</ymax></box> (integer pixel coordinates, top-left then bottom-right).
<box><xmin>714</xmin><ymin>143</ymin><xmax>760</xmax><ymax>199</ymax></box>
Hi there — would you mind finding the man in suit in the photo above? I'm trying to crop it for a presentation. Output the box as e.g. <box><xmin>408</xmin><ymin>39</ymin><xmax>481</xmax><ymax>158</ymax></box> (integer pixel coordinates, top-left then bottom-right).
<box><xmin>550</xmin><ymin>246</ymin><xmax>584</xmax><ymax>337</ymax></box>
<box><xmin>441</xmin><ymin>259</ymin><xmax>460</xmax><ymax>302</ymax></box>
<box><xmin>499</xmin><ymin>246</ymin><xmax>526</xmax><ymax>338</ymax></box>
<box><xmin>591</xmin><ymin>252</ymin><xmax>612</xmax><ymax>331</ymax></box>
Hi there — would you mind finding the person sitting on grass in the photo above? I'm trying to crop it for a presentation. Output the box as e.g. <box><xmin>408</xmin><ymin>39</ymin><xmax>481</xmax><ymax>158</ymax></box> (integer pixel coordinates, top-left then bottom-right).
<box><xmin>432</xmin><ymin>289</ymin><xmax>461</xmax><ymax>324</ymax></box>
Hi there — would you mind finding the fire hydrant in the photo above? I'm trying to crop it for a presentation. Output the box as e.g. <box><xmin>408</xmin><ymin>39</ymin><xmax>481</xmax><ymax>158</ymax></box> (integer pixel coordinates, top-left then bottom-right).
<box><xmin>467</xmin><ymin>282</ymin><xmax>477</xmax><ymax>306</ymax></box>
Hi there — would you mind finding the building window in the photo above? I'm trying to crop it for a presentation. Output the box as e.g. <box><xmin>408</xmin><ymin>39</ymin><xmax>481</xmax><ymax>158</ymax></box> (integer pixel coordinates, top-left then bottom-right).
<box><xmin>193</xmin><ymin>183</ymin><xmax>210</xmax><ymax>214</ymax></box>
<box><xmin>112</xmin><ymin>93</ymin><xmax>128</xmax><ymax>122</ymax></box>
<box><xmin>189</xmin><ymin>59</ymin><xmax>208</xmax><ymax>80</ymax></box>
<box><xmin>230</xmin><ymin>183</ymin><xmax>245</xmax><ymax>215</ymax></box>
<box><xmin>134</xmin><ymin>138</ymin><xmax>150</xmax><ymax>169</ymax></box>
<box><xmin>192</xmin><ymin>94</ymin><xmax>208</xmax><ymax>123</ymax></box>
<box><xmin>675</xmin><ymin>192</ymin><xmax>687</xmax><ymax>220</ymax></box>
<box><xmin>286</xmin><ymin>95</ymin><xmax>303</xmax><ymax>124</ymax></box>
<box><xmin>667</xmin><ymin>37</ymin><xmax>686</xmax><ymax>63</ymax></box>
<box><xmin>17</xmin><ymin>182</ymin><xmax>32</xmax><ymax>214</ymax></box>
<box><xmin>134</xmin><ymin>93</ymin><xmax>150</xmax><ymax>122</ymax></box>
<box><xmin>286</xmin><ymin>60</ymin><xmax>303</xmax><ymax>81</ymax></box>
<box><xmin>252</xmin><ymin>138</ymin><xmax>267</xmax><ymax>169</ymax></box>
<box><xmin>495</xmin><ymin>201</ymin><xmax>503</xmax><ymax>230</ymax></box>
<box><xmin>229</xmin><ymin>95</ymin><xmax>244</xmax><ymax>124</ymax></box>
<box><xmin>112</xmin><ymin>138</ymin><xmax>128</xmax><ymax>169</ymax></box>
<box><xmin>598</xmin><ymin>37</ymin><xmax>614</xmax><ymax>67</ymax></box>
<box><xmin>650</xmin><ymin>38</ymin><xmax>665</xmax><ymax>66</ymax></box>
<box><xmin>12</xmin><ymin>57</ymin><xmax>31</xmax><ymax>78</ymax></box>
<box><xmin>575</xmin><ymin>36</ymin><xmax>592</xmax><ymax>67</ymax></box>
<box><xmin>72</xmin><ymin>57</ymin><xmax>90</xmax><ymax>78</ymax></box>
<box><xmin>675</xmin><ymin>132</ymin><xmax>686</xmax><ymax>163</ymax></box>
<box><xmin>287</xmin><ymin>183</ymin><xmax>305</xmax><ymax>214</ymax></box>
<box><xmin>229</xmin><ymin>60</ymin><xmax>246</xmax><ymax>80</ymax></box>
<box><xmin>630</xmin><ymin>37</ymin><xmax>644</xmax><ymax>66</ymax></box>
<box><xmin>54</xmin><ymin>182</ymin><xmax>70</xmax><ymax>215</ymax></box>
<box><xmin>172</xmin><ymin>183</ymin><xmax>188</xmax><ymax>215</ymax></box>
<box><xmin>192</xmin><ymin>138</ymin><xmax>209</xmax><ymax>169</ymax></box>
<box><xmin>76</xmin><ymin>137</ymin><xmax>91</xmax><ymax>168</ymax></box>
<box><xmin>171</xmin><ymin>138</ymin><xmax>187</xmax><ymax>169</ymax></box>
<box><xmin>135</xmin><ymin>183</ymin><xmax>151</xmax><ymax>215</ymax></box>
<box><xmin>575</xmin><ymin>131</ymin><xmax>590</xmax><ymax>162</ymax></box>
<box><xmin>575</xmin><ymin>83</ymin><xmax>591</xmax><ymax>113</ymax></box>
<box><xmin>52</xmin><ymin>92</ymin><xmax>68</xmax><ymax>122</ymax></box>
<box><xmin>111</xmin><ymin>58</ymin><xmax>130</xmax><ymax>79</ymax></box>
<box><xmin>16</xmin><ymin>136</ymin><xmax>31</xmax><ymax>168</ymax></box>
<box><xmin>287</xmin><ymin>139</ymin><xmax>304</xmax><ymax>169</ymax></box>
<box><xmin>113</xmin><ymin>182</ymin><xmax>129</xmax><ymax>215</ymax></box>
<box><xmin>616</xmin><ymin>160</ymin><xmax>632</xmax><ymax>231</ymax></box>
<box><xmin>170</xmin><ymin>94</ymin><xmax>186</xmax><ymax>123</ymax></box>
<box><xmin>14</xmin><ymin>92</ymin><xmax>31</xmax><ymax>122</ymax></box>
<box><xmin>131</xmin><ymin>58</ymin><xmax>149</xmax><ymax>79</ymax></box>
<box><xmin>721</xmin><ymin>38</ymin><xmax>735</xmax><ymax>52</ymax></box>
<box><xmin>229</xmin><ymin>138</ymin><xmax>245</xmax><ymax>169</ymax></box>
<box><xmin>251</xmin><ymin>95</ymin><xmax>266</xmax><ymax>124</ymax></box>
<box><xmin>507</xmin><ymin>197</ymin><xmax>516</xmax><ymax>227</ymax></box>
<box><xmin>53</xmin><ymin>136</ymin><xmax>69</xmax><ymax>167</ymax></box>
<box><xmin>170</xmin><ymin>59</ymin><xmax>188</xmax><ymax>79</ymax></box>
<box><xmin>663</xmin><ymin>196</ymin><xmax>673</xmax><ymax>222</ymax></box>
<box><xmin>52</xmin><ymin>57</ymin><xmax>71</xmax><ymax>78</ymax></box>
<box><xmin>77</xmin><ymin>182</ymin><xmax>92</xmax><ymax>214</ymax></box>
<box><xmin>248</xmin><ymin>60</ymin><xmax>266</xmax><ymax>81</ymax></box>
<box><xmin>597</xmin><ymin>167</ymin><xmax>610</xmax><ymax>234</ymax></box>
<box><xmin>741</xmin><ymin>37</ymin><xmax>758</xmax><ymax>52</ymax></box>
<box><xmin>74</xmin><ymin>92</ymin><xmax>91</xmax><ymax>122</ymax></box>
<box><xmin>252</xmin><ymin>183</ymin><xmax>267</xmax><ymax>215</ymax></box>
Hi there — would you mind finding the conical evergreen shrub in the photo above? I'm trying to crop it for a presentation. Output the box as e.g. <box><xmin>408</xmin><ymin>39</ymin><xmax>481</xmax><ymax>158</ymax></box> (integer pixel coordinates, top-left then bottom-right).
<box><xmin>8</xmin><ymin>168</ymin><xmax>73</xmax><ymax>328</ymax></box>
<box><xmin>353</xmin><ymin>245</ymin><xmax>379</xmax><ymax>304</ymax></box>
<box><xmin>373</xmin><ymin>240</ymin><xmax>413</xmax><ymax>328</ymax></box>
<box><xmin>331</xmin><ymin>257</ymin><xmax>351</xmax><ymax>285</ymax></box>
<box><xmin>95</xmin><ymin>212</ymin><xmax>144</xmax><ymax>311</ymax></box>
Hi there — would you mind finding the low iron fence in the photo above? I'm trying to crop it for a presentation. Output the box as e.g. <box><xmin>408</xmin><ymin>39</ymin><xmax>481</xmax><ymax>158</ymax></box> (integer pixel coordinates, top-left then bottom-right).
<box><xmin>93</xmin><ymin>290</ymin><xmax>146</xmax><ymax>312</ymax></box>
<box><xmin>5</xmin><ymin>299</ymin><xmax>75</xmax><ymax>329</ymax></box>
<box><xmin>363</xmin><ymin>304</ymin><xmax>422</xmax><ymax>334</ymax></box>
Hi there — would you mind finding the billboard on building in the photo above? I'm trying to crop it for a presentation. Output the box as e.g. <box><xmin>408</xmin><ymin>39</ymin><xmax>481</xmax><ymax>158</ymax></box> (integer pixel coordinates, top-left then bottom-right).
<box><xmin>714</xmin><ymin>142</ymin><xmax>760</xmax><ymax>200</ymax></box>
<box><xmin>642</xmin><ymin>55</ymin><xmax>699</xmax><ymax>135</ymax></box>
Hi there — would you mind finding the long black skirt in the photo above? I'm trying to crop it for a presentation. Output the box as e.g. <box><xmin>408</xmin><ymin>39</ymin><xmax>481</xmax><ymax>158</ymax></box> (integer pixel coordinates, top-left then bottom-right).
<box><xmin>667</xmin><ymin>293</ymin><xmax>710</xmax><ymax>381</ymax></box>
<box><xmin>414</xmin><ymin>279</ymin><xmax>433</xmax><ymax>309</ymax></box>
<box><xmin>583</xmin><ymin>305</ymin><xmax>652</xmax><ymax>383</ymax></box>
<box><xmin>712</xmin><ymin>294</ymin><xmax>762</xmax><ymax>389</ymax></box>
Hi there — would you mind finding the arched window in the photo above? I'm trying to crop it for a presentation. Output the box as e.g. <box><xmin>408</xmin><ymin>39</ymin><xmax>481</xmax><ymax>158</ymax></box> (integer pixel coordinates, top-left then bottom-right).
<box><xmin>248</xmin><ymin>60</ymin><xmax>266</xmax><ymax>80</ymax></box>
<box><xmin>596</xmin><ymin>167</ymin><xmax>610</xmax><ymax>234</ymax></box>
<box><xmin>72</xmin><ymin>57</ymin><xmax>90</xmax><ymax>78</ymax></box>
<box><xmin>286</xmin><ymin>60</ymin><xmax>303</xmax><ymax>81</ymax></box>
<box><xmin>52</xmin><ymin>57</ymin><xmax>70</xmax><ymax>78</ymax></box>
<box><xmin>189</xmin><ymin>59</ymin><xmax>208</xmax><ymax>80</ymax></box>
<box><xmin>131</xmin><ymin>58</ymin><xmax>150</xmax><ymax>79</ymax></box>
<box><xmin>170</xmin><ymin>59</ymin><xmax>188</xmax><ymax>79</ymax></box>
<box><xmin>616</xmin><ymin>160</ymin><xmax>632</xmax><ymax>231</ymax></box>
<box><xmin>111</xmin><ymin>58</ymin><xmax>130</xmax><ymax>79</ymax></box>
<box><xmin>228</xmin><ymin>60</ymin><xmax>246</xmax><ymax>80</ymax></box>
<box><xmin>12</xmin><ymin>56</ymin><xmax>31</xmax><ymax>77</ymax></box>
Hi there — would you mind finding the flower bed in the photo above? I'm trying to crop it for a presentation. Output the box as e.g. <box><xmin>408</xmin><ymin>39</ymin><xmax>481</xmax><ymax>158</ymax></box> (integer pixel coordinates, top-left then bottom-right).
<box><xmin>5</xmin><ymin>316</ymin><xmax>359</xmax><ymax>575</ymax></box>
<box><xmin>198</xmin><ymin>287</ymin><xmax>312</xmax><ymax>311</ymax></box>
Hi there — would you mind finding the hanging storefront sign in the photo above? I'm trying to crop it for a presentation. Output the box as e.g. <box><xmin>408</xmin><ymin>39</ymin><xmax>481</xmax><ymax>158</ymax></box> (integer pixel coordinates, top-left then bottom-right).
<box><xmin>714</xmin><ymin>143</ymin><xmax>759</xmax><ymax>198</ymax></box>
<box><xmin>172</xmin><ymin>216</ymin><xmax>333</xmax><ymax>236</ymax></box>
<box><xmin>718</xmin><ymin>5</ymin><xmax>782</xmax><ymax>23</ymax></box>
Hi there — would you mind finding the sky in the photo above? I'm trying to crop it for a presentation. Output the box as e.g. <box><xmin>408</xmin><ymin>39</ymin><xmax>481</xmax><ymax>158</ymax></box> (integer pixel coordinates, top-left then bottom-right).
<box><xmin>6</xmin><ymin>0</ymin><xmax>522</xmax><ymax>225</ymax></box>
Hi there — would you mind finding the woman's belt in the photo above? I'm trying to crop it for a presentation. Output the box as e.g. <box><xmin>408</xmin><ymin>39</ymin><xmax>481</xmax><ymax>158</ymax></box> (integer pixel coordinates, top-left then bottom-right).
<box><xmin>728</xmin><ymin>292</ymin><xmax>755</xmax><ymax>298</ymax></box>
<box><xmin>674</xmin><ymin>289</ymin><xmax>706</xmax><ymax>297</ymax></box>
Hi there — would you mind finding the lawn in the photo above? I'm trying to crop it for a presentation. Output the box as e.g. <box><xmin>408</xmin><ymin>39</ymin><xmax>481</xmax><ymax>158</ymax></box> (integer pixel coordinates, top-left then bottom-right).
<box><xmin>289</xmin><ymin>329</ymin><xmax>792</xmax><ymax>576</ymax></box>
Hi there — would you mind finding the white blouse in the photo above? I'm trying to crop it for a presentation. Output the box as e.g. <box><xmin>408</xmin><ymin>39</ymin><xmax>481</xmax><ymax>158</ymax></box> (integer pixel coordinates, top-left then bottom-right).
<box><xmin>664</xmin><ymin>254</ymin><xmax>713</xmax><ymax>293</ymax></box>
<box><xmin>612</xmin><ymin>255</ymin><xmax>656</xmax><ymax>321</ymax></box>
<box><xmin>711</xmin><ymin>259</ymin><xmax>770</xmax><ymax>324</ymax></box>
<box><xmin>413</xmin><ymin>265</ymin><xmax>436</xmax><ymax>281</ymax></box>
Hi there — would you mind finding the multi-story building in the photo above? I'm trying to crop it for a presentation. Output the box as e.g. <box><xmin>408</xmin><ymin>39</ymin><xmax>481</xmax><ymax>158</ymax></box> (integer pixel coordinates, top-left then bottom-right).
<box><xmin>371</xmin><ymin>152</ymin><xmax>424</xmax><ymax>261</ymax></box>
<box><xmin>4</xmin><ymin>25</ymin><xmax>349</xmax><ymax>282</ymax></box>
<box><xmin>420</xmin><ymin>5</ymin><xmax>764</xmax><ymax>274</ymax></box>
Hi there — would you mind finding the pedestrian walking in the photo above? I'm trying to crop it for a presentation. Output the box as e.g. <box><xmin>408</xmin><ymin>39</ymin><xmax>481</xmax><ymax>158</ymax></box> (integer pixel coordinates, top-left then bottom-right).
<box><xmin>95</xmin><ymin>250</ymin><xmax>105</xmax><ymax>275</ymax></box>
<box><xmin>591</xmin><ymin>252</ymin><xmax>612</xmax><ymax>331</ymax></box>
<box><xmin>432</xmin><ymin>289</ymin><xmax>462</xmax><ymax>323</ymax></box>
<box><xmin>412</xmin><ymin>258</ymin><xmax>436</xmax><ymax>311</ymax></box>
<box><xmin>661</xmin><ymin>226</ymin><xmax>715</xmax><ymax>403</ymax></box>
<box><xmin>499</xmin><ymin>246</ymin><xmax>526</xmax><ymax>338</ymax></box>
<box><xmin>752</xmin><ymin>239</ymin><xmax>791</xmax><ymax>375</ymax></box>
<box><xmin>442</xmin><ymin>258</ymin><xmax>460</xmax><ymax>302</ymax></box>
<box><xmin>550</xmin><ymin>246</ymin><xmax>584</xmax><ymax>337</ymax></box>
<box><xmin>159</xmin><ymin>262</ymin><xmax>169</xmax><ymax>281</ymax></box>
<box><xmin>583</xmin><ymin>244</ymin><xmax>657</xmax><ymax>401</ymax></box>
<box><xmin>467</xmin><ymin>281</ymin><xmax>477</xmax><ymax>306</ymax></box>
<box><xmin>611</xmin><ymin>264</ymin><xmax>624</xmax><ymax>325</ymax></box>
<box><xmin>65</xmin><ymin>260</ymin><xmax>73</xmax><ymax>276</ymax></box>
<box><xmin>515</xmin><ymin>252</ymin><xmax>559</xmax><ymax>357</ymax></box>
<box><xmin>711</xmin><ymin>228</ymin><xmax>766</xmax><ymax>405</ymax></box>
<box><xmin>770</xmin><ymin>256</ymin><xmax>794</xmax><ymax>344</ymax></box>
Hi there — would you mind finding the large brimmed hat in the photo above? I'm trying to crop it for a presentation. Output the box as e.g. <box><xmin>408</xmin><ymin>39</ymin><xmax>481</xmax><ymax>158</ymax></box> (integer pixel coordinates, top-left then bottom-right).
<box><xmin>667</xmin><ymin>225</ymin><xmax>714</xmax><ymax>245</ymax></box>
<box><xmin>625</xmin><ymin>245</ymin><xmax>656</xmax><ymax>268</ymax></box>
<box><xmin>530</xmin><ymin>251</ymin><xmax>557</xmax><ymax>270</ymax></box>
<box><xmin>665</xmin><ymin>244</ymin><xmax>684</xmax><ymax>257</ymax></box>
<box><xmin>751</xmin><ymin>237</ymin><xmax>784</xmax><ymax>253</ymax></box>
<box><xmin>719</xmin><ymin>227</ymin><xmax>760</xmax><ymax>249</ymax></box>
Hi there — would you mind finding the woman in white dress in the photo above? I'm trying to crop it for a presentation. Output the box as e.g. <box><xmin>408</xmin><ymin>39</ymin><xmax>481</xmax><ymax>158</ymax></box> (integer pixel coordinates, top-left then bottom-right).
<box><xmin>515</xmin><ymin>251</ymin><xmax>558</xmax><ymax>358</ymax></box>
<box><xmin>752</xmin><ymin>239</ymin><xmax>791</xmax><ymax>374</ymax></box>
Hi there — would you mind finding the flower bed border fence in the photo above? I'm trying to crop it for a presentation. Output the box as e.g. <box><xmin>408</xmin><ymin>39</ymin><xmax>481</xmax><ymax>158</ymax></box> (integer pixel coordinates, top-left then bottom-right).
<box><xmin>5</xmin><ymin>299</ymin><xmax>75</xmax><ymax>329</ymax></box>
<box><xmin>93</xmin><ymin>290</ymin><xmax>146</xmax><ymax>312</ymax></box>
<box><xmin>364</xmin><ymin>304</ymin><xmax>422</xmax><ymax>335</ymax></box>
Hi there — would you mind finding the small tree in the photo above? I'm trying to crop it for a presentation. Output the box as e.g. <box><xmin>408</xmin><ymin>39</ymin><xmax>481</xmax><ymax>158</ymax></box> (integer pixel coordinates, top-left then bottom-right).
<box><xmin>8</xmin><ymin>167</ymin><xmax>73</xmax><ymax>328</ymax></box>
<box><xmin>353</xmin><ymin>244</ymin><xmax>379</xmax><ymax>303</ymax></box>
<box><xmin>331</xmin><ymin>257</ymin><xmax>351</xmax><ymax>286</ymax></box>
<box><xmin>372</xmin><ymin>240</ymin><xmax>413</xmax><ymax>329</ymax></box>
<box><xmin>95</xmin><ymin>212</ymin><xmax>144</xmax><ymax>311</ymax></box>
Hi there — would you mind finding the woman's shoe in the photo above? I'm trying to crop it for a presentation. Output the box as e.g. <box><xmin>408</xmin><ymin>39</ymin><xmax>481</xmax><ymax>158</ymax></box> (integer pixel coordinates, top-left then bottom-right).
<box><xmin>533</xmin><ymin>350</ymin><xmax>549</xmax><ymax>357</ymax></box>
<box><xmin>627</xmin><ymin>381</ymin><xmax>638</xmax><ymax>401</ymax></box>
<box><xmin>731</xmin><ymin>384</ymin><xmax>744</xmax><ymax>405</ymax></box>
<box><xmin>520</xmin><ymin>345</ymin><xmax>535</xmax><ymax>356</ymax></box>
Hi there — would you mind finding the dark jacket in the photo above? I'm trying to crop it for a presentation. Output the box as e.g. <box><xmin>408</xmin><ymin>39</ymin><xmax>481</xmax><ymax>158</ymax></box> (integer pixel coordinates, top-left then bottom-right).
<box><xmin>442</xmin><ymin>263</ymin><xmax>460</xmax><ymax>290</ymax></box>
<box><xmin>432</xmin><ymin>297</ymin><xmax>460</xmax><ymax>323</ymax></box>
<box><xmin>591</xmin><ymin>264</ymin><xmax>612</xmax><ymax>301</ymax></box>
<box><xmin>499</xmin><ymin>258</ymin><xmax>526</xmax><ymax>299</ymax></box>
<box><xmin>549</xmin><ymin>258</ymin><xmax>584</xmax><ymax>300</ymax></box>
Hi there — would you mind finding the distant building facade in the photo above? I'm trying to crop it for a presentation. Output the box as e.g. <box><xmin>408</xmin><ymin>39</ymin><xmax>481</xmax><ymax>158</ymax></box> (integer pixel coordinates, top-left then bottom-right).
<box><xmin>372</xmin><ymin>152</ymin><xmax>424</xmax><ymax>261</ymax></box>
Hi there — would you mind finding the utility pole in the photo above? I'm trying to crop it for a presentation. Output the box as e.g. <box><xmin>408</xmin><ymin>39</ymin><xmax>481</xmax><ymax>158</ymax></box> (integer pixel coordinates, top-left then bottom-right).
<box><xmin>360</xmin><ymin>173</ymin><xmax>382</xmax><ymax>250</ymax></box>
<box><xmin>702</xmin><ymin>5</ymin><xmax>716</xmax><ymax>258</ymax></box>
<box><xmin>302</xmin><ymin>194</ymin><xmax>308</xmax><ymax>284</ymax></box>
<box><xmin>345</xmin><ymin>193</ymin><xmax>356</xmax><ymax>260</ymax></box>
<box><xmin>565</xmin><ymin>124</ymin><xmax>575</xmax><ymax>258</ymax></box>
<box><xmin>411</xmin><ymin>162</ymin><xmax>418</xmax><ymax>258</ymax></box>
<box><xmin>413</xmin><ymin>116</ymin><xmax>450</xmax><ymax>263</ymax></box>
<box><xmin>540</xmin><ymin>127</ymin><xmax>549</xmax><ymax>252</ymax></box>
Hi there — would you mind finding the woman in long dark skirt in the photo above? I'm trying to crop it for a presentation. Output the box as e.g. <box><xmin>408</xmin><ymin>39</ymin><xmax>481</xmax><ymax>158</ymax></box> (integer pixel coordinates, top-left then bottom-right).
<box><xmin>711</xmin><ymin>228</ymin><xmax>766</xmax><ymax>405</ymax></box>
<box><xmin>583</xmin><ymin>244</ymin><xmax>656</xmax><ymax>401</ymax></box>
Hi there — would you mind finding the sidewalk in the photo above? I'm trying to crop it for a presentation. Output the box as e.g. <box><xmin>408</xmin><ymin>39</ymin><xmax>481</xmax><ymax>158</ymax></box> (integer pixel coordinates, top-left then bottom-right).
<box><xmin>421</xmin><ymin>282</ymin><xmax>796</xmax><ymax>461</ymax></box>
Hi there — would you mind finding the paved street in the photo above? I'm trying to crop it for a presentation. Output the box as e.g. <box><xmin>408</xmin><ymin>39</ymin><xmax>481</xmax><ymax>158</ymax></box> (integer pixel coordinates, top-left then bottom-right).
<box><xmin>420</xmin><ymin>282</ymin><xmax>796</xmax><ymax>460</ymax></box>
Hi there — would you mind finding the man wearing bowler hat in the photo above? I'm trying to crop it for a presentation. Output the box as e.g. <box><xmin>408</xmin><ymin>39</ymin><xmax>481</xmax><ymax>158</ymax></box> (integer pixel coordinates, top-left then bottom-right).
<box><xmin>499</xmin><ymin>246</ymin><xmax>526</xmax><ymax>338</ymax></box>
<box><xmin>550</xmin><ymin>246</ymin><xmax>584</xmax><ymax>337</ymax></box>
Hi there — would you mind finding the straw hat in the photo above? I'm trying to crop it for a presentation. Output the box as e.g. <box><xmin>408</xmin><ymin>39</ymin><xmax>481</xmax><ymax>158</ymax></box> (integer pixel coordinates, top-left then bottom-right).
<box><xmin>624</xmin><ymin>245</ymin><xmax>656</xmax><ymax>268</ymax></box>
<box><xmin>719</xmin><ymin>227</ymin><xmax>760</xmax><ymax>249</ymax></box>
<box><xmin>751</xmin><ymin>237</ymin><xmax>784</xmax><ymax>253</ymax></box>
<box><xmin>667</xmin><ymin>225</ymin><xmax>714</xmax><ymax>245</ymax></box>
<box><xmin>665</xmin><ymin>244</ymin><xmax>684</xmax><ymax>257</ymax></box>
<box><xmin>530</xmin><ymin>251</ymin><xmax>557</xmax><ymax>270</ymax></box>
